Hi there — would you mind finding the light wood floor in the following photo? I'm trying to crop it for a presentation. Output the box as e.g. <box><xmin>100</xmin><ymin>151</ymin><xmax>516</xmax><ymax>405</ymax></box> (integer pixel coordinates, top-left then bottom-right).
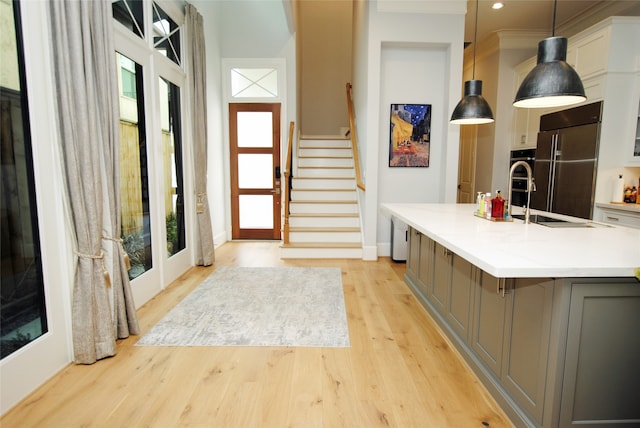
<box><xmin>1</xmin><ymin>241</ymin><xmax>514</xmax><ymax>427</ymax></box>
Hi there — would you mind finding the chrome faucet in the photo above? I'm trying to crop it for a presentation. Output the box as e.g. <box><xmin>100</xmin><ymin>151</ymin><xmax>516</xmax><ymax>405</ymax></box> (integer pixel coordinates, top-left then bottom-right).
<box><xmin>507</xmin><ymin>161</ymin><xmax>536</xmax><ymax>224</ymax></box>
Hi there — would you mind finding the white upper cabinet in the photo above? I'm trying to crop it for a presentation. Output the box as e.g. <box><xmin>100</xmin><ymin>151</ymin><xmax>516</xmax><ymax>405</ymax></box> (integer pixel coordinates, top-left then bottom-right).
<box><xmin>566</xmin><ymin>27</ymin><xmax>610</xmax><ymax>80</ymax></box>
<box><xmin>511</xmin><ymin>17</ymin><xmax>640</xmax><ymax>168</ymax></box>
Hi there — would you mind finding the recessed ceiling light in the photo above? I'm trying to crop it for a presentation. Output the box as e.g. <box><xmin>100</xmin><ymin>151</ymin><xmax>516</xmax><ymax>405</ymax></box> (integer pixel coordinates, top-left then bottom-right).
<box><xmin>492</xmin><ymin>2</ymin><xmax>504</xmax><ymax>9</ymax></box>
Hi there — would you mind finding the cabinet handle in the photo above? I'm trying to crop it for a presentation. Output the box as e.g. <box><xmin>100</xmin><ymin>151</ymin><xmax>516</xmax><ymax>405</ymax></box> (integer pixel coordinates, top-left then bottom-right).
<box><xmin>605</xmin><ymin>216</ymin><xmax>619</xmax><ymax>222</ymax></box>
<box><xmin>443</xmin><ymin>247</ymin><xmax>452</xmax><ymax>257</ymax></box>
<box><xmin>497</xmin><ymin>278</ymin><xmax>507</xmax><ymax>298</ymax></box>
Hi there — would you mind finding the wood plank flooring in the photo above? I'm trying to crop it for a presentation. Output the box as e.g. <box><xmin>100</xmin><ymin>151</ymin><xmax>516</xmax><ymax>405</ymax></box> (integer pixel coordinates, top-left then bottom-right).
<box><xmin>1</xmin><ymin>241</ymin><xmax>514</xmax><ymax>427</ymax></box>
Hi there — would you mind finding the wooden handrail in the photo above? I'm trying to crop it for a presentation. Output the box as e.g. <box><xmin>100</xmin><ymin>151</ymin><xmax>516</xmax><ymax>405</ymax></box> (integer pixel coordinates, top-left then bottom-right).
<box><xmin>282</xmin><ymin>121</ymin><xmax>295</xmax><ymax>244</ymax></box>
<box><xmin>346</xmin><ymin>83</ymin><xmax>365</xmax><ymax>191</ymax></box>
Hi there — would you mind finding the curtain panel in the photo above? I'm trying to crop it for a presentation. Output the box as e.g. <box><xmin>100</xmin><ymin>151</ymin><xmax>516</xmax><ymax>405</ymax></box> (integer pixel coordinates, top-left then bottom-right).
<box><xmin>50</xmin><ymin>0</ymin><xmax>139</xmax><ymax>364</ymax></box>
<box><xmin>186</xmin><ymin>3</ymin><xmax>215</xmax><ymax>266</ymax></box>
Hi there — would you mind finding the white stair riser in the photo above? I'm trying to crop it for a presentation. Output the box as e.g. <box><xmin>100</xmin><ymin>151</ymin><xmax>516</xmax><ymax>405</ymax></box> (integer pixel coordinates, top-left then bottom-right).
<box><xmin>296</xmin><ymin>168</ymin><xmax>355</xmax><ymax>178</ymax></box>
<box><xmin>292</xmin><ymin>178</ymin><xmax>355</xmax><ymax>190</ymax></box>
<box><xmin>291</xmin><ymin>190</ymin><xmax>356</xmax><ymax>201</ymax></box>
<box><xmin>289</xmin><ymin>231</ymin><xmax>361</xmax><ymax>243</ymax></box>
<box><xmin>280</xmin><ymin>247</ymin><xmax>363</xmax><ymax>259</ymax></box>
<box><xmin>289</xmin><ymin>216</ymin><xmax>360</xmax><ymax>228</ymax></box>
<box><xmin>299</xmin><ymin>139</ymin><xmax>351</xmax><ymax>149</ymax></box>
<box><xmin>298</xmin><ymin>157</ymin><xmax>353</xmax><ymax>168</ymax></box>
<box><xmin>298</xmin><ymin>148</ymin><xmax>352</xmax><ymax>158</ymax></box>
<box><xmin>290</xmin><ymin>203</ymin><xmax>358</xmax><ymax>214</ymax></box>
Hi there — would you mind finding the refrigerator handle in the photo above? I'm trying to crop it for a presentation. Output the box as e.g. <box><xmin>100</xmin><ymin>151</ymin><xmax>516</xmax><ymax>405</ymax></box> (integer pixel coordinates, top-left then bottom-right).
<box><xmin>548</xmin><ymin>134</ymin><xmax>558</xmax><ymax>211</ymax></box>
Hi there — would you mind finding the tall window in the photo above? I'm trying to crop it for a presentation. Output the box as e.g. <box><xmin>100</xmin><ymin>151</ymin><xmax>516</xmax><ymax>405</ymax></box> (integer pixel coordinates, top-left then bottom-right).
<box><xmin>113</xmin><ymin>0</ymin><xmax>186</xmax><ymax>285</ymax></box>
<box><xmin>117</xmin><ymin>52</ymin><xmax>152</xmax><ymax>279</ymax></box>
<box><xmin>160</xmin><ymin>77</ymin><xmax>185</xmax><ymax>256</ymax></box>
<box><xmin>1</xmin><ymin>0</ymin><xmax>47</xmax><ymax>358</ymax></box>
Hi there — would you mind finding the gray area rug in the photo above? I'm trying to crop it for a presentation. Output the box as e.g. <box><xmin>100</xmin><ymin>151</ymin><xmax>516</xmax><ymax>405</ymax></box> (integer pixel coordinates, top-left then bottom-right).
<box><xmin>136</xmin><ymin>266</ymin><xmax>350</xmax><ymax>347</ymax></box>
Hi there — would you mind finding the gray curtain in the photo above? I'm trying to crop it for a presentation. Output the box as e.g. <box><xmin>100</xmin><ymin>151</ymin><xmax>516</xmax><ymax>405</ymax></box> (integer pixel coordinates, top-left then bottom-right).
<box><xmin>50</xmin><ymin>0</ymin><xmax>139</xmax><ymax>364</ymax></box>
<box><xmin>187</xmin><ymin>3</ymin><xmax>215</xmax><ymax>266</ymax></box>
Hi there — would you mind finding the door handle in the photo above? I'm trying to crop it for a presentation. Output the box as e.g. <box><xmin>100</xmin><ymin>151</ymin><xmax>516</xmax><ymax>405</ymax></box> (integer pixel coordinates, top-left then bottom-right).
<box><xmin>271</xmin><ymin>188</ymin><xmax>281</xmax><ymax>194</ymax></box>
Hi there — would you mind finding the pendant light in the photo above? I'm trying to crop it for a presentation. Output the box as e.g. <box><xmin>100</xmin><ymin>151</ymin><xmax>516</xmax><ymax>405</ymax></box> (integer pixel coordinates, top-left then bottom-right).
<box><xmin>450</xmin><ymin>0</ymin><xmax>494</xmax><ymax>125</ymax></box>
<box><xmin>513</xmin><ymin>0</ymin><xmax>586</xmax><ymax>108</ymax></box>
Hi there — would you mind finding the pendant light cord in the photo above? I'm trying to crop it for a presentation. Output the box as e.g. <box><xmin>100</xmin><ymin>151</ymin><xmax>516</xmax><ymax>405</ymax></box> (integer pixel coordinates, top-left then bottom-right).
<box><xmin>552</xmin><ymin>0</ymin><xmax>557</xmax><ymax>37</ymax></box>
<box><xmin>472</xmin><ymin>0</ymin><xmax>478</xmax><ymax>79</ymax></box>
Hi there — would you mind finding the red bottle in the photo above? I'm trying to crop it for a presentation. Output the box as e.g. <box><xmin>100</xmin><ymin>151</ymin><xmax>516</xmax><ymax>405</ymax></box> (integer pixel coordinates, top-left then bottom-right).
<box><xmin>491</xmin><ymin>191</ymin><xmax>505</xmax><ymax>219</ymax></box>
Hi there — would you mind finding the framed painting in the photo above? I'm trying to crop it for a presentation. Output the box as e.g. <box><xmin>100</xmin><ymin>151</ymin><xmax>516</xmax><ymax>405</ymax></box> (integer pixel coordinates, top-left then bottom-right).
<box><xmin>389</xmin><ymin>103</ymin><xmax>431</xmax><ymax>167</ymax></box>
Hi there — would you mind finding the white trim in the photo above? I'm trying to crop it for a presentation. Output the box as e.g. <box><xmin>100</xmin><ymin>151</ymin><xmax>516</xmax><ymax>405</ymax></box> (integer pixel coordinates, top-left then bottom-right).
<box><xmin>221</xmin><ymin>58</ymin><xmax>288</xmax><ymax>240</ymax></box>
<box><xmin>114</xmin><ymin>0</ymin><xmax>192</xmax><ymax>307</ymax></box>
<box><xmin>1</xmin><ymin>1</ymin><xmax>73</xmax><ymax>414</ymax></box>
<box><xmin>362</xmin><ymin>245</ymin><xmax>379</xmax><ymax>261</ymax></box>
<box><xmin>222</xmin><ymin>58</ymin><xmax>287</xmax><ymax>103</ymax></box>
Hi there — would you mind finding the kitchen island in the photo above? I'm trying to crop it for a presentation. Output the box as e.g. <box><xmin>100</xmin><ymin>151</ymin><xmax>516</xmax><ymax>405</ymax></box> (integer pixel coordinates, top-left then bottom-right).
<box><xmin>381</xmin><ymin>203</ymin><xmax>640</xmax><ymax>428</ymax></box>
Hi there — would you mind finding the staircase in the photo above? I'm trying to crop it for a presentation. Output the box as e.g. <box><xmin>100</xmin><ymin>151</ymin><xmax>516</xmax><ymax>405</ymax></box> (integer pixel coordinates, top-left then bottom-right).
<box><xmin>280</xmin><ymin>137</ymin><xmax>363</xmax><ymax>259</ymax></box>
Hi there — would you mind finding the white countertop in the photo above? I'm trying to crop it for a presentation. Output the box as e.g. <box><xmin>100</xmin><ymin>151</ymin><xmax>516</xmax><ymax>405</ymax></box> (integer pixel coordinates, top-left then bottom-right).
<box><xmin>596</xmin><ymin>202</ymin><xmax>640</xmax><ymax>213</ymax></box>
<box><xmin>381</xmin><ymin>203</ymin><xmax>640</xmax><ymax>278</ymax></box>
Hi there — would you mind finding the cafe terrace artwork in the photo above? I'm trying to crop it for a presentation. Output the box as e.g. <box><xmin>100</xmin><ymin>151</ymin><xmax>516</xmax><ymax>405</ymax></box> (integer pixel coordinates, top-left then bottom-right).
<box><xmin>389</xmin><ymin>103</ymin><xmax>431</xmax><ymax>167</ymax></box>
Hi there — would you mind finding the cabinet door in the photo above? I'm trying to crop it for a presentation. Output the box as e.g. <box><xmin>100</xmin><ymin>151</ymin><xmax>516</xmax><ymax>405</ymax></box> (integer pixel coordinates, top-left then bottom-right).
<box><xmin>406</xmin><ymin>227</ymin><xmax>420</xmax><ymax>283</ymax></box>
<box><xmin>560</xmin><ymin>281</ymin><xmax>640</xmax><ymax>427</ymax></box>
<box><xmin>416</xmin><ymin>234</ymin><xmax>435</xmax><ymax>297</ymax></box>
<box><xmin>501</xmin><ymin>278</ymin><xmax>554</xmax><ymax>424</ymax></box>
<box><xmin>471</xmin><ymin>272</ymin><xmax>507</xmax><ymax>377</ymax></box>
<box><xmin>446</xmin><ymin>255</ymin><xmax>475</xmax><ymax>343</ymax></box>
<box><xmin>430</xmin><ymin>243</ymin><xmax>452</xmax><ymax>314</ymax></box>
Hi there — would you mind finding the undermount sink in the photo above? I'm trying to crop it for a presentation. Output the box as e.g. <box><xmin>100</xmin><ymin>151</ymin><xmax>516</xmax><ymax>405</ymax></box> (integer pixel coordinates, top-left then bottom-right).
<box><xmin>511</xmin><ymin>214</ymin><xmax>608</xmax><ymax>228</ymax></box>
<box><xmin>512</xmin><ymin>214</ymin><xmax>566</xmax><ymax>223</ymax></box>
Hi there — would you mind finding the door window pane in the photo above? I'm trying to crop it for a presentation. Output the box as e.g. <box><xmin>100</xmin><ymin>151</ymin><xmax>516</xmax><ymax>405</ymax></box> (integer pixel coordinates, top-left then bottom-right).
<box><xmin>159</xmin><ymin>77</ymin><xmax>184</xmax><ymax>257</ymax></box>
<box><xmin>238</xmin><ymin>154</ymin><xmax>273</xmax><ymax>189</ymax></box>
<box><xmin>117</xmin><ymin>52</ymin><xmax>152</xmax><ymax>279</ymax></box>
<box><xmin>237</xmin><ymin>112</ymin><xmax>273</xmax><ymax>148</ymax></box>
<box><xmin>1</xmin><ymin>0</ymin><xmax>47</xmax><ymax>358</ymax></box>
<box><xmin>239</xmin><ymin>195</ymin><xmax>274</xmax><ymax>229</ymax></box>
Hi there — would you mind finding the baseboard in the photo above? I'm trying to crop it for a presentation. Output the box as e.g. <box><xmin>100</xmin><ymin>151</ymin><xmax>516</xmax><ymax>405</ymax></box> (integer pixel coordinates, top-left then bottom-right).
<box><xmin>213</xmin><ymin>231</ymin><xmax>227</xmax><ymax>249</ymax></box>
<box><xmin>377</xmin><ymin>242</ymin><xmax>391</xmax><ymax>257</ymax></box>
<box><xmin>362</xmin><ymin>245</ymin><xmax>377</xmax><ymax>261</ymax></box>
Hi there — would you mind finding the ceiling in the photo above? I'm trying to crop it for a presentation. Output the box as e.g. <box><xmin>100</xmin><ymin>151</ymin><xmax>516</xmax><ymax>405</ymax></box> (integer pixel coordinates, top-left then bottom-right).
<box><xmin>464</xmin><ymin>0</ymin><xmax>640</xmax><ymax>45</ymax></box>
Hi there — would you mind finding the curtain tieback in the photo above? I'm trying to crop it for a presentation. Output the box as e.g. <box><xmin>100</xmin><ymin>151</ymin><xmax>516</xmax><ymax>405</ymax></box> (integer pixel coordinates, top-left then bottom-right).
<box><xmin>196</xmin><ymin>192</ymin><xmax>207</xmax><ymax>213</ymax></box>
<box><xmin>75</xmin><ymin>250</ymin><xmax>111</xmax><ymax>288</ymax></box>
<box><xmin>102</xmin><ymin>236</ymin><xmax>131</xmax><ymax>271</ymax></box>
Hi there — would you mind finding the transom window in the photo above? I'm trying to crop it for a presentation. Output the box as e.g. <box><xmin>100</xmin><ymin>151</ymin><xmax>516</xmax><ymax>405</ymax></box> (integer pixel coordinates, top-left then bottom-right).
<box><xmin>152</xmin><ymin>3</ymin><xmax>181</xmax><ymax>66</ymax></box>
<box><xmin>231</xmin><ymin>68</ymin><xmax>278</xmax><ymax>98</ymax></box>
<box><xmin>112</xmin><ymin>0</ymin><xmax>144</xmax><ymax>39</ymax></box>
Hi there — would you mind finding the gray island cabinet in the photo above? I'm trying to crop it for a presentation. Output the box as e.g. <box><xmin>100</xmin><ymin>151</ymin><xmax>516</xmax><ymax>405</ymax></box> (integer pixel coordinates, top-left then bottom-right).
<box><xmin>384</xmin><ymin>203</ymin><xmax>640</xmax><ymax>428</ymax></box>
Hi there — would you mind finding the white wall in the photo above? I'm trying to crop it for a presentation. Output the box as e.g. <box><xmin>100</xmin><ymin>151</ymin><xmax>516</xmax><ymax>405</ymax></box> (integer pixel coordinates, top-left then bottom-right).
<box><xmin>377</xmin><ymin>44</ymin><xmax>448</xmax><ymax>246</ymax></box>
<box><xmin>190</xmin><ymin>1</ymin><xmax>226</xmax><ymax>247</ymax></box>
<box><xmin>298</xmin><ymin>0</ymin><xmax>352</xmax><ymax>135</ymax></box>
<box><xmin>353</xmin><ymin>0</ymin><xmax>466</xmax><ymax>258</ymax></box>
<box><xmin>487</xmin><ymin>34</ymin><xmax>539</xmax><ymax>195</ymax></box>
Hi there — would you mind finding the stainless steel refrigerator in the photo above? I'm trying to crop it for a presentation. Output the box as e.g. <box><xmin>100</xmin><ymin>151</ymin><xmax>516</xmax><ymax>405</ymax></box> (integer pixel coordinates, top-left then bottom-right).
<box><xmin>530</xmin><ymin>101</ymin><xmax>602</xmax><ymax>219</ymax></box>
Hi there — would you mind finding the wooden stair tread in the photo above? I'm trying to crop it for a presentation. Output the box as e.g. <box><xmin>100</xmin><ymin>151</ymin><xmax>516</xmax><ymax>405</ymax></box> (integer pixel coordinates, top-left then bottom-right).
<box><xmin>298</xmin><ymin>166</ymin><xmax>353</xmax><ymax>169</ymax></box>
<box><xmin>280</xmin><ymin>242</ymin><xmax>362</xmax><ymax>249</ymax></box>
<box><xmin>290</xmin><ymin>200</ymin><xmax>357</xmax><ymax>204</ymax></box>
<box><xmin>299</xmin><ymin>146</ymin><xmax>351</xmax><ymax>150</ymax></box>
<box><xmin>300</xmin><ymin>137</ymin><xmax>349</xmax><ymax>141</ymax></box>
<box><xmin>289</xmin><ymin>227</ymin><xmax>361</xmax><ymax>232</ymax></box>
<box><xmin>291</xmin><ymin>188</ymin><xmax>355</xmax><ymax>192</ymax></box>
<box><xmin>289</xmin><ymin>213</ymin><xmax>358</xmax><ymax>217</ymax></box>
<box><xmin>293</xmin><ymin>177</ymin><xmax>355</xmax><ymax>180</ymax></box>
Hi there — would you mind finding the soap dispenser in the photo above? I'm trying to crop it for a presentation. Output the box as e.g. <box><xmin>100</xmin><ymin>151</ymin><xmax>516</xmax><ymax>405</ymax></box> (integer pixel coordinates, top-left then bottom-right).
<box><xmin>491</xmin><ymin>190</ymin><xmax>505</xmax><ymax>219</ymax></box>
